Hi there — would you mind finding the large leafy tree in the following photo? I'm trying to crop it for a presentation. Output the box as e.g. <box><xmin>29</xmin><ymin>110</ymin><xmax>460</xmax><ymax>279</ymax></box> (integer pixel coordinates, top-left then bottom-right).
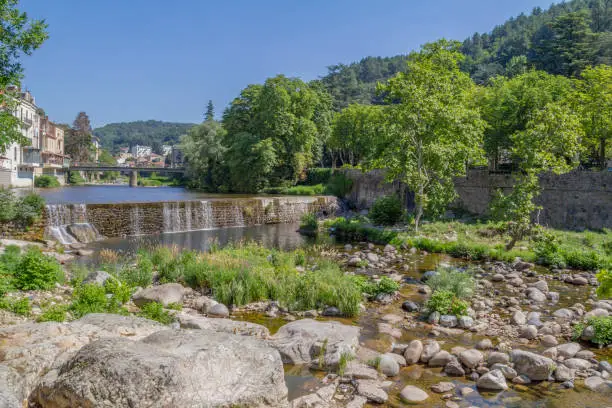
<box><xmin>0</xmin><ymin>1</ymin><xmax>48</xmax><ymax>153</ymax></box>
<box><xmin>373</xmin><ymin>40</ymin><xmax>486</xmax><ymax>230</ymax></box>
<box><xmin>65</xmin><ymin>112</ymin><xmax>94</xmax><ymax>163</ymax></box>
<box><xmin>180</xmin><ymin>120</ymin><xmax>227</xmax><ymax>191</ymax></box>
<box><xmin>576</xmin><ymin>64</ymin><xmax>612</xmax><ymax>168</ymax></box>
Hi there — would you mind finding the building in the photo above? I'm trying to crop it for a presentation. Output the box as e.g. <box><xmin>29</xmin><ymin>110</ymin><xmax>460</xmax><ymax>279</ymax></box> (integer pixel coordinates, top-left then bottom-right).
<box><xmin>131</xmin><ymin>145</ymin><xmax>152</xmax><ymax>158</ymax></box>
<box><xmin>170</xmin><ymin>146</ymin><xmax>184</xmax><ymax>168</ymax></box>
<box><xmin>38</xmin><ymin>116</ymin><xmax>69</xmax><ymax>183</ymax></box>
<box><xmin>161</xmin><ymin>145</ymin><xmax>172</xmax><ymax>156</ymax></box>
<box><xmin>92</xmin><ymin>136</ymin><xmax>100</xmax><ymax>162</ymax></box>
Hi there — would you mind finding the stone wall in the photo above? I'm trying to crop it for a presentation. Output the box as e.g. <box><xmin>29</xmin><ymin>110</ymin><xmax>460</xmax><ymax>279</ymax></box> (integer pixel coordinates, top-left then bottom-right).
<box><xmin>343</xmin><ymin>169</ymin><xmax>612</xmax><ymax>230</ymax></box>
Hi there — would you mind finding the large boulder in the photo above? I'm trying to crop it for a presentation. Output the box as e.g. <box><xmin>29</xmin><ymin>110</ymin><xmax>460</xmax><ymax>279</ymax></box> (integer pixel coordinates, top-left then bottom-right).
<box><xmin>0</xmin><ymin>365</ymin><xmax>24</xmax><ymax>408</ymax></box>
<box><xmin>403</xmin><ymin>340</ymin><xmax>423</xmax><ymax>364</ymax></box>
<box><xmin>400</xmin><ymin>385</ymin><xmax>429</xmax><ymax>403</ymax></box>
<box><xmin>420</xmin><ymin>340</ymin><xmax>440</xmax><ymax>363</ymax></box>
<box><xmin>132</xmin><ymin>283</ymin><xmax>185</xmax><ymax>307</ymax></box>
<box><xmin>459</xmin><ymin>349</ymin><xmax>483</xmax><ymax>369</ymax></box>
<box><xmin>269</xmin><ymin>319</ymin><xmax>360</xmax><ymax>367</ymax></box>
<box><xmin>176</xmin><ymin>313</ymin><xmax>270</xmax><ymax>338</ymax></box>
<box><xmin>32</xmin><ymin>329</ymin><xmax>288</xmax><ymax>408</ymax></box>
<box><xmin>510</xmin><ymin>350</ymin><xmax>555</xmax><ymax>381</ymax></box>
<box><xmin>477</xmin><ymin>369</ymin><xmax>508</xmax><ymax>390</ymax></box>
<box><xmin>556</xmin><ymin>343</ymin><xmax>581</xmax><ymax>359</ymax></box>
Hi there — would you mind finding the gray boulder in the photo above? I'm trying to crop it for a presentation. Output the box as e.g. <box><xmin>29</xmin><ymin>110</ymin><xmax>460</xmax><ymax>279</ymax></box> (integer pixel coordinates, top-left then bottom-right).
<box><xmin>355</xmin><ymin>380</ymin><xmax>388</xmax><ymax>403</ymax></box>
<box><xmin>400</xmin><ymin>385</ymin><xmax>429</xmax><ymax>403</ymax></box>
<box><xmin>428</xmin><ymin>350</ymin><xmax>452</xmax><ymax>367</ymax></box>
<box><xmin>477</xmin><ymin>369</ymin><xmax>508</xmax><ymax>390</ymax></box>
<box><xmin>269</xmin><ymin>319</ymin><xmax>359</xmax><ymax>367</ymax></box>
<box><xmin>176</xmin><ymin>313</ymin><xmax>269</xmax><ymax>338</ymax></box>
<box><xmin>420</xmin><ymin>340</ymin><xmax>440</xmax><ymax>363</ymax></box>
<box><xmin>132</xmin><ymin>283</ymin><xmax>185</xmax><ymax>307</ymax></box>
<box><xmin>459</xmin><ymin>349</ymin><xmax>484</xmax><ymax>369</ymax></box>
<box><xmin>554</xmin><ymin>364</ymin><xmax>575</xmax><ymax>382</ymax></box>
<box><xmin>403</xmin><ymin>340</ymin><xmax>423</xmax><ymax>364</ymax></box>
<box><xmin>208</xmin><ymin>303</ymin><xmax>230</xmax><ymax>318</ymax></box>
<box><xmin>82</xmin><ymin>270</ymin><xmax>114</xmax><ymax>286</ymax></box>
<box><xmin>510</xmin><ymin>350</ymin><xmax>555</xmax><ymax>381</ymax></box>
<box><xmin>556</xmin><ymin>343</ymin><xmax>581</xmax><ymax>359</ymax></box>
<box><xmin>439</xmin><ymin>315</ymin><xmax>458</xmax><ymax>328</ymax></box>
<box><xmin>378</xmin><ymin>354</ymin><xmax>400</xmax><ymax>377</ymax></box>
<box><xmin>0</xmin><ymin>365</ymin><xmax>24</xmax><ymax>408</ymax></box>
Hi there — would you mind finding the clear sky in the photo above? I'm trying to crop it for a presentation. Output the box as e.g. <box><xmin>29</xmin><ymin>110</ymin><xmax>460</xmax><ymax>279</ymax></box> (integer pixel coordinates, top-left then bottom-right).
<box><xmin>20</xmin><ymin>0</ymin><xmax>555</xmax><ymax>128</ymax></box>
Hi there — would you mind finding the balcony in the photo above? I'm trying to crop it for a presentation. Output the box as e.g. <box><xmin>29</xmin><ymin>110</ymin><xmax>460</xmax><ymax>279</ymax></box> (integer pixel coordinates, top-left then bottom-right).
<box><xmin>22</xmin><ymin>148</ymin><xmax>41</xmax><ymax>166</ymax></box>
<box><xmin>22</xmin><ymin>117</ymin><xmax>33</xmax><ymax>127</ymax></box>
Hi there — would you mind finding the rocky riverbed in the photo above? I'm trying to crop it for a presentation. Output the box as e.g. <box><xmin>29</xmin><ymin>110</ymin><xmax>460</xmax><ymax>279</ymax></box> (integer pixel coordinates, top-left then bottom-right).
<box><xmin>1</xmin><ymin>241</ymin><xmax>611</xmax><ymax>407</ymax></box>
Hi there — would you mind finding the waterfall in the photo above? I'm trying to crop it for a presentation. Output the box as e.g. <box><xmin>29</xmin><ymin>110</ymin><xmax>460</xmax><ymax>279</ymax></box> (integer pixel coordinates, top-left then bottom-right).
<box><xmin>45</xmin><ymin>203</ymin><xmax>102</xmax><ymax>245</ymax></box>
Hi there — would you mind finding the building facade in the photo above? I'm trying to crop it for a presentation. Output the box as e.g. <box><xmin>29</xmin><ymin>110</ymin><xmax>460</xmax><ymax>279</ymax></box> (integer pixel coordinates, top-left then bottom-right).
<box><xmin>131</xmin><ymin>145</ymin><xmax>152</xmax><ymax>158</ymax></box>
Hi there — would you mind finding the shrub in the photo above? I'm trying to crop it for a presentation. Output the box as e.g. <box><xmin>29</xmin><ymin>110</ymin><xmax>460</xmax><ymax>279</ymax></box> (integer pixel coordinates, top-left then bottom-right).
<box><xmin>300</xmin><ymin>212</ymin><xmax>318</xmax><ymax>231</ymax></box>
<box><xmin>369</xmin><ymin>195</ymin><xmax>404</xmax><ymax>226</ymax></box>
<box><xmin>324</xmin><ymin>173</ymin><xmax>353</xmax><ymax>197</ymax></box>
<box><xmin>586</xmin><ymin>316</ymin><xmax>612</xmax><ymax>346</ymax></box>
<box><xmin>426</xmin><ymin>267</ymin><xmax>475</xmax><ymax>299</ymax></box>
<box><xmin>70</xmin><ymin>283</ymin><xmax>125</xmax><ymax>318</ymax></box>
<box><xmin>426</xmin><ymin>290</ymin><xmax>469</xmax><ymax>316</ymax></box>
<box><xmin>596</xmin><ymin>269</ymin><xmax>612</xmax><ymax>299</ymax></box>
<box><xmin>15</xmin><ymin>193</ymin><xmax>45</xmax><ymax>226</ymax></box>
<box><xmin>119</xmin><ymin>253</ymin><xmax>154</xmax><ymax>288</ymax></box>
<box><xmin>34</xmin><ymin>175</ymin><xmax>60</xmax><ymax>188</ymax></box>
<box><xmin>447</xmin><ymin>242</ymin><xmax>489</xmax><ymax>260</ymax></box>
<box><xmin>14</xmin><ymin>248</ymin><xmax>64</xmax><ymax>290</ymax></box>
<box><xmin>303</xmin><ymin>168</ymin><xmax>333</xmax><ymax>186</ymax></box>
<box><xmin>0</xmin><ymin>296</ymin><xmax>31</xmax><ymax>316</ymax></box>
<box><xmin>37</xmin><ymin>304</ymin><xmax>68</xmax><ymax>322</ymax></box>
<box><xmin>354</xmin><ymin>276</ymin><xmax>400</xmax><ymax>298</ymax></box>
<box><xmin>561</xmin><ymin>249</ymin><xmax>603</xmax><ymax>271</ymax></box>
<box><xmin>138</xmin><ymin>301</ymin><xmax>174</xmax><ymax>324</ymax></box>
<box><xmin>68</xmin><ymin>172</ymin><xmax>85</xmax><ymax>185</ymax></box>
<box><xmin>104</xmin><ymin>279</ymin><xmax>132</xmax><ymax>304</ymax></box>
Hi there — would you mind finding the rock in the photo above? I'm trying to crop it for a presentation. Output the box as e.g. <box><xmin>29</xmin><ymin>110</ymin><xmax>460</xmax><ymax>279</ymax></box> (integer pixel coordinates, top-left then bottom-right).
<box><xmin>561</xmin><ymin>380</ymin><xmax>574</xmax><ymax>389</ymax></box>
<box><xmin>552</xmin><ymin>308</ymin><xmax>574</xmax><ymax>320</ymax></box>
<box><xmin>547</xmin><ymin>292</ymin><xmax>560</xmax><ymax>303</ymax></box>
<box><xmin>290</xmin><ymin>383</ymin><xmax>337</xmax><ymax>408</ymax></box>
<box><xmin>0</xmin><ymin>365</ymin><xmax>24</xmax><ymax>407</ymax></box>
<box><xmin>428</xmin><ymin>311</ymin><xmax>441</xmax><ymax>324</ymax></box>
<box><xmin>458</xmin><ymin>316</ymin><xmax>474</xmax><ymax>329</ymax></box>
<box><xmin>428</xmin><ymin>350</ymin><xmax>453</xmax><ymax>367</ymax></box>
<box><xmin>422</xmin><ymin>271</ymin><xmax>438</xmax><ymax>281</ymax></box>
<box><xmin>581</xmin><ymin>325</ymin><xmax>596</xmax><ymax>341</ymax></box>
<box><xmin>444</xmin><ymin>358</ymin><xmax>465</xmax><ymax>376</ymax></box>
<box><xmin>348</xmin><ymin>257</ymin><xmax>362</xmax><ymax>267</ymax></box>
<box><xmin>404</xmin><ymin>340</ymin><xmax>423</xmax><ymax>364</ymax></box>
<box><xmin>207</xmin><ymin>303</ymin><xmax>230</xmax><ymax>318</ymax></box>
<box><xmin>377</xmin><ymin>322</ymin><xmax>401</xmax><ymax>338</ymax></box>
<box><xmin>400</xmin><ymin>385</ymin><xmax>429</xmax><ymax>403</ymax></box>
<box><xmin>519</xmin><ymin>325</ymin><xmax>538</xmax><ymax>340</ymax></box>
<box><xmin>191</xmin><ymin>296</ymin><xmax>218</xmax><ymax>313</ymax></box>
<box><xmin>176</xmin><ymin>313</ymin><xmax>269</xmax><ymax>337</ymax></box>
<box><xmin>571</xmin><ymin>276</ymin><xmax>588</xmax><ymax>285</ymax></box>
<box><xmin>355</xmin><ymin>380</ymin><xmax>388</xmax><ymax>403</ymax></box>
<box><xmin>488</xmin><ymin>352</ymin><xmax>510</xmax><ymax>365</ymax></box>
<box><xmin>526</xmin><ymin>312</ymin><xmax>543</xmax><ymax>328</ymax></box>
<box><xmin>459</xmin><ymin>349</ymin><xmax>484</xmax><ymax>369</ymax></box>
<box><xmin>440</xmin><ymin>315</ymin><xmax>458</xmax><ymax>328</ymax></box>
<box><xmin>512</xmin><ymin>375</ymin><xmax>532</xmax><ymax>385</ymax></box>
<box><xmin>322</xmin><ymin>306</ymin><xmax>342</xmax><ymax>317</ymax></box>
<box><xmin>540</xmin><ymin>335</ymin><xmax>558</xmax><ymax>347</ymax></box>
<box><xmin>132</xmin><ymin>283</ymin><xmax>185</xmax><ymax>307</ymax></box>
<box><xmin>554</xmin><ymin>364</ymin><xmax>575</xmax><ymax>382</ymax></box>
<box><xmin>491</xmin><ymin>274</ymin><xmax>505</xmax><ymax>282</ymax></box>
<box><xmin>346</xmin><ymin>396</ymin><xmax>367</xmax><ymax>408</ymax></box>
<box><xmin>431</xmin><ymin>382</ymin><xmax>455</xmax><ymax>393</ymax></box>
<box><xmin>343</xmin><ymin>361</ymin><xmax>379</xmax><ymax>380</ymax></box>
<box><xmin>532</xmin><ymin>280</ymin><xmax>549</xmax><ymax>293</ymax></box>
<box><xmin>401</xmin><ymin>301</ymin><xmax>420</xmax><ymax>312</ymax></box>
<box><xmin>599</xmin><ymin>361</ymin><xmax>612</xmax><ymax>373</ymax></box>
<box><xmin>510</xmin><ymin>350</ymin><xmax>555</xmax><ymax>381</ymax></box>
<box><xmin>420</xmin><ymin>340</ymin><xmax>440</xmax><ymax>363</ymax></box>
<box><xmin>527</xmin><ymin>288</ymin><xmax>547</xmax><ymax>303</ymax></box>
<box><xmin>378</xmin><ymin>354</ymin><xmax>400</xmax><ymax>377</ymax></box>
<box><xmin>514</xmin><ymin>261</ymin><xmax>533</xmax><ymax>271</ymax></box>
<box><xmin>383</xmin><ymin>244</ymin><xmax>396</xmax><ymax>253</ymax></box>
<box><xmin>33</xmin><ymin>329</ymin><xmax>288</xmax><ymax>408</ymax></box>
<box><xmin>477</xmin><ymin>369</ymin><xmax>508</xmax><ymax>390</ymax></box>
<box><xmin>75</xmin><ymin>248</ymin><xmax>94</xmax><ymax>256</ymax></box>
<box><xmin>82</xmin><ymin>270</ymin><xmax>114</xmax><ymax>286</ymax></box>
<box><xmin>270</xmin><ymin>319</ymin><xmax>360</xmax><ymax>367</ymax></box>
<box><xmin>511</xmin><ymin>310</ymin><xmax>527</xmax><ymax>325</ymax></box>
<box><xmin>562</xmin><ymin>358</ymin><xmax>591</xmax><ymax>370</ymax></box>
<box><xmin>366</xmin><ymin>253</ymin><xmax>379</xmax><ymax>263</ymax></box>
<box><xmin>575</xmin><ymin>350</ymin><xmax>595</xmax><ymax>360</ymax></box>
<box><xmin>542</xmin><ymin>347</ymin><xmax>557</xmax><ymax>359</ymax></box>
<box><xmin>556</xmin><ymin>343</ymin><xmax>581</xmax><ymax>359</ymax></box>
<box><xmin>584</xmin><ymin>376</ymin><xmax>611</xmax><ymax>392</ymax></box>
<box><xmin>476</xmin><ymin>339</ymin><xmax>493</xmax><ymax>350</ymax></box>
<box><xmin>490</xmin><ymin>364</ymin><xmax>517</xmax><ymax>380</ymax></box>
<box><xmin>585</xmin><ymin>308</ymin><xmax>609</xmax><ymax>319</ymax></box>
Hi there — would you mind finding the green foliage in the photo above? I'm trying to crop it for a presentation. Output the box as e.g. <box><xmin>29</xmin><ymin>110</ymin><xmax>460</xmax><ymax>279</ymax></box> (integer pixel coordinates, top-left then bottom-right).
<box><xmin>584</xmin><ymin>316</ymin><xmax>612</xmax><ymax>346</ymax></box>
<box><xmin>302</xmin><ymin>168</ymin><xmax>333</xmax><ymax>185</ymax></box>
<box><xmin>118</xmin><ymin>252</ymin><xmax>153</xmax><ymax>288</ymax></box>
<box><xmin>37</xmin><ymin>304</ymin><xmax>68</xmax><ymax>322</ymax></box>
<box><xmin>180</xmin><ymin>120</ymin><xmax>228</xmax><ymax>191</ymax></box>
<box><xmin>327</xmin><ymin>217</ymin><xmax>399</xmax><ymax>244</ymax></box>
<box><xmin>300</xmin><ymin>212</ymin><xmax>318</xmax><ymax>231</ymax></box>
<box><xmin>137</xmin><ymin>301</ymin><xmax>174</xmax><ymax>324</ymax></box>
<box><xmin>597</xmin><ymin>269</ymin><xmax>612</xmax><ymax>299</ymax></box>
<box><xmin>0</xmin><ymin>191</ymin><xmax>44</xmax><ymax>226</ymax></box>
<box><xmin>94</xmin><ymin>120</ymin><xmax>195</xmax><ymax>153</ymax></box>
<box><xmin>104</xmin><ymin>278</ymin><xmax>132</xmax><ymax>304</ymax></box>
<box><xmin>68</xmin><ymin>171</ymin><xmax>85</xmax><ymax>185</ymax></box>
<box><xmin>14</xmin><ymin>248</ymin><xmax>64</xmax><ymax>290</ymax></box>
<box><xmin>426</xmin><ymin>290</ymin><xmax>469</xmax><ymax>316</ymax></box>
<box><xmin>338</xmin><ymin>352</ymin><xmax>354</xmax><ymax>376</ymax></box>
<box><xmin>0</xmin><ymin>296</ymin><xmax>31</xmax><ymax>316</ymax></box>
<box><xmin>324</xmin><ymin>173</ymin><xmax>353</xmax><ymax>197</ymax></box>
<box><xmin>34</xmin><ymin>175</ymin><xmax>60</xmax><ymax>188</ymax></box>
<box><xmin>353</xmin><ymin>275</ymin><xmax>400</xmax><ymax>298</ymax></box>
<box><xmin>70</xmin><ymin>283</ymin><xmax>126</xmax><ymax>318</ymax></box>
<box><xmin>369</xmin><ymin>195</ymin><xmax>404</xmax><ymax>226</ymax></box>
<box><xmin>426</xmin><ymin>267</ymin><xmax>475</xmax><ymax>299</ymax></box>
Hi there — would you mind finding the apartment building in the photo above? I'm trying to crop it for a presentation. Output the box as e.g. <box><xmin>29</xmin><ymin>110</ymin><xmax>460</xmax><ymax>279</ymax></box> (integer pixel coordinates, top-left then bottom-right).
<box><xmin>131</xmin><ymin>144</ymin><xmax>152</xmax><ymax>158</ymax></box>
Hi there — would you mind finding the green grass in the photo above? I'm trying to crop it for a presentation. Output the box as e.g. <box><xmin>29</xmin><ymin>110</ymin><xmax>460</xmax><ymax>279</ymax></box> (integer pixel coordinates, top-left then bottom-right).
<box><xmin>0</xmin><ymin>296</ymin><xmax>31</xmax><ymax>316</ymax></box>
<box><xmin>135</xmin><ymin>243</ymin><xmax>363</xmax><ymax>316</ymax></box>
<box><xmin>37</xmin><ymin>304</ymin><xmax>68</xmax><ymax>322</ymax></box>
<box><xmin>425</xmin><ymin>267</ymin><xmax>475</xmax><ymax>299</ymax></box>
<box><xmin>137</xmin><ymin>301</ymin><xmax>174</xmax><ymax>324</ymax></box>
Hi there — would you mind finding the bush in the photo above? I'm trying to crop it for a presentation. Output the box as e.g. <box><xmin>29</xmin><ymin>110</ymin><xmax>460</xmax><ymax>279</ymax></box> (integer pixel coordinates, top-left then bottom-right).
<box><xmin>303</xmin><ymin>168</ymin><xmax>333</xmax><ymax>186</ymax></box>
<box><xmin>324</xmin><ymin>173</ymin><xmax>353</xmax><ymax>197</ymax></box>
<box><xmin>68</xmin><ymin>172</ymin><xmax>85</xmax><ymax>185</ymax></box>
<box><xmin>369</xmin><ymin>195</ymin><xmax>404</xmax><ymax>226</ymax></box>
<box><xmin>34</xmin><ymin>175</ymin><xmax>61</xmax><ymax>188</ymax></box>
<box><xmin>14</xmin><ymin>248</ymin><xmax>64</xmax><ymax>290</ymax></box>
<box><xmin>353</xmin><ymin>275</ymin><xmax>400</xmax><ymax>298</ymax></box>
<box><xmin>300</xmin><ymin>212</ymin><xmax>318</xmax><ymax>231</ymax></box>
<box><xmin>70</xmin><ymin>283</ymin><xmax>126</xmax><ymax>318</ymax></box>
<box><xmin>426</xmin><ymin>290</ymin><xmax>469</xmax><ymax>316</ymax></box>
<box><xmin>37</xmin><ymin>304</ymin><xmax>68</xmax><ymax>322</ymax></box>
<box><xmin>0</xmin><ymin>190</ymin><xmax>44</xmax><ymax>226</ymax></box>
<box><xmin>584</xmin><ymin>316</ymin><xmax>612</xmax><ymax>346</ymax></box>
<box><xmin>138</xmin><ymin>301</ymin><xmax>174</xmax><ymax>324</ymax></box>
<box><xmin>426</xmin><ymin>267</ymin><xmax>475</xmax><ymax>299</ymax></box>
<box><xmin>596</xmin><ymin>269</ymin><xmax>612</xmax><ymax>299</ymax></box>
<box><xmin>0</xmin><ymin>263</ymin><xmax>14</xmax><ymax>296</ymax></box>
<box><xmin>0</xmin><ymin>296</ymin><xmax>31</xmax><ymax>316</ymax></box>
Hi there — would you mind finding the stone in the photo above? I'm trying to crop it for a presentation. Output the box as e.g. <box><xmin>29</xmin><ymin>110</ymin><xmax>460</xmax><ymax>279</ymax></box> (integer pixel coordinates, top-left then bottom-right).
<box><xmin>490</xmin><ymin>364</ymin><xmax>517</xmax><ymax>380</ymax></box>
<box><xmin>366</xmin><ymin>253</ymin><xmax>379</xmax><ymax>263</ymax></box>
<box><xmin>552</xmin><ymin>308</ymin><xmax>574</xmax><ymax>320</ymax></box>
<box><xmin>428</xmin><ymin>350</ymin><xmax>453</xmax><ymax>367</ymax></box>
<box><xmin>571</xmin><ymin>276</ymin><xmax>588</xmax><ymax>285</ymax></box>
<box><xmin>378</xmin><ymin>354</ymin><xmax>400</xmax><ymax>377</ymax></box>
<box><xmin>207</xmin><ymin>303</ymin><xmax>230</xmax><ymax>318</ymax></box>
<box><xmin>556</xmin><ymin>343</ymin><xmax>581</xmax><ymax>359</ymax></box>
<box><xmin>270</xmin><ymin>319</ymin><xmax>360</xmax><ymax>366</ymax></box>
<box><xmin>404</xmin><ymin>340</ymin><xmax>423</xmax><ymax>364</ymax></box>
<box><xmin>420</xmin><ymin>340</ymin><xmax>440</xmax><ymax>363</ymax></box>
<box><xmin>459</xmin><ymin>349</ymin><xmax>484</xmax><ymax>369</ymax></box>
<box><xmin>526</xmin><ymin>312</ymin><xmax>543</xmax><ymax>328</ymax></box>
<box><xmin>519</xmin><ymin>325</ymin><xmax>538</xmax><ymax>340</ymax></box>
<box><xmin>476</xmin><ymin>339</ymin><xmax>493</xmax><ymax>350</ymax></box>
<box><xmin>599</xmin><ymin>361</ymin><xmax>612</xmax><ymax>373</ymax></box>
<box><xmin>344</xmin><ymin>361</ymin><xmax>379</xmax><ymax>380</ymax></box>
<box><xmin>0</xmin><ymin>365</ymin><xmax>24</xmax><ymax>407</ymax></box>
<box><xmin>562</xmin><ymin>358</ymin><xmax>592</xmax><ymax>370</ymax></box>
<box><xmin>348</xmin><ymin>257</ymin><xmax>362</xmax><ymax>267</ymax></box>
<box><xmin>512</xmin><ymin>375</ymin><xmax>532</xmax><ymax>385</ymax></box>
<box><xmin>554</xmin><ymin>364</ymin><xmax>575</xmax><ymax>382</ymax></box>
<box><xmin>290</xmin><ymin>383</ymin><xmax>337</xmax><ymax>408</ymax></box>
<box><xmin>191</xmin><ymin>296</ymin><xmax>218</xmax><ymax>313</ymax></box>
<box><xmin>477</xmin><ymin>369</ymin><xmax>508</xmax><ymax>391</ymax></box>
<box><xmin>584</xmin><ymin>376</ymin><xmax>611</xmax><ymax>392</ymax></box>
<box><xmin>491</xmin><ymin>274</ymin><xmax>505</xmax><ymax>282</ymax></box>
<box><xmin>541</xmin><ymin>335</ymin><xmax>558</xmax><ymax>347</ymax></box>
<box><xmin>428</xmin><ymin>311</ymin><xmax>441</xmax><ymax>324</ymax></box>
<box><xmin>458</xmin><ymin>316</ymin><xmax>474</xmax><ymax>329</ymax></box>
<box><xmin>176</xmin><ymin>313</ymin><xmax>269</xmax><ymax>337</ymax></box>
<box><xmin>422</xmin><ymin>271</ymin><xmax>438</xmax><ymax>281</ymax></box>
<box><xmin>32</xmin><ymin>329</ymin><xmax>288</xmax><ymax>408</ymax></box>
<box><xmin>132</xmin><ymin>283</ymin><xmax>185</xmax><ymax>307</ymax></box>
<box><xmin>532</xmin><ymin>280</ymin><xmax>549</xmax><ymax>293</ymax></box>
<box><xmin>75</xmin><ymin>248</ymin><xmax>94</xmax><ymax>256</ymax></box>
<box><xmin>322</xmin><ymin>306</ymin><xmax>342</xmax><ymax>317</ymax></box>
<box><xmin>585</xmin><ymin>308</ymin><xmax>609</xmax><ymax>319</ymax></box>
<box><xmin>440</xmin><ymin>315</ymin><xmax>458</xmax><ymax>328</ymax></box>
<box><xmin>82</xmin><ymin>270</ymin><xmax>114</xmax><ymax>286</ymax></box>
<box><xmin>510</xmin><ymin>350</ymin><xmax>555</xmax><ymax>381</ymax></box>
<box><xmin>575</xmin><ymin>350</ymin><xmax>595</xmax><ymax>360</ymax></box>
<box><xmin>346</xmin><ymin>396</ymin><xmax>367</xmax><ymax>408</ymax></box>
<box><xmin>400</xmin><ymin>385</ymin><xmax>429</xmax><ymax>403</ymax></box>
<box><xmin>355</xmin><ymin>380</ymin><xmax>388</xmax><ymax>403</ymax></box>
<box><xmin>431</xmin><ymin>382</ymin><xmax>455</xmax><ymax>393</ymax></box>
<box><xmin>488</xmin><ymin>352</ymin><xmax>510</xmax><ymax>365</ymax></box>
<box><xmin>401</xmin><ymin>301</ymin><xmax>420</xmax><ymax>312</ymax></box>
<box><xmin>383</xmin><ymin>244</ymin><xmax>396</xmax><ymax>253</ymax></box>
<box><xmin>459</xmin><ymin>387</ymin><xmax>474</xmax><ymax>396</ymax></box>
<box><xmin>547</xmin><ymin>292</ymin><xmax>560</xmax><ymax>302</ymax></box>
<box><xmin>527</xmin><ymin>288</ymin><xmax>547</xmax><ymax>303</ymax></box>
<box><xmin>511</xmin><ymin>310</ymin><xmax>526</xmax><ymax>325</ymax></box>
<box><xmin>444</xmin><ymin>357</ymin><xmax>465</xmax><ymax>376</ymax></box>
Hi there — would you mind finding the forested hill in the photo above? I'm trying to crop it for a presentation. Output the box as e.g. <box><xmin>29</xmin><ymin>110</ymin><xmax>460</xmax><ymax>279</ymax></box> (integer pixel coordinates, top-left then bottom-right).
<box><xmin>93</xmin><ymin>120</ymin><xmax>196</xmax><ymax>153</ymax></box>
<box><xmin>320</xmin><ymin>0</ymin><xmax>612</xmax><ymax>110</ymax></box>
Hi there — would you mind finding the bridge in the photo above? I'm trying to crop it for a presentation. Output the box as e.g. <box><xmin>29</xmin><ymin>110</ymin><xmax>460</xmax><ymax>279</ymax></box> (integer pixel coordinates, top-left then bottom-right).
<box><xmin>68</xmin><ymin>164</ymin><xmax>186</xmax><ymax>187</ymax></box>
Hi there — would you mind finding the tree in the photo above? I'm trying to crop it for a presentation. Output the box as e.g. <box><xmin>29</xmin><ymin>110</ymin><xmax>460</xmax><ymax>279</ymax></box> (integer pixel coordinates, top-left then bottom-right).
<box><xmin>544</xmin><ymin>11</ymin><xmax>596</xmax><ymax>76</ymax></box>
<box><xmin>205</xmin><ymin>100</ymin><xmax>214</xmax><ymax>122</ymax></box>
<box><xmin>491</xmin><ymin>103</ymin><xmax>584</xmax><ymax>249</ymax></box>
<box><xmin>180</xmin><ymin>120</ymin><xmax>227</xmax><ymax>191</ymax></box>
<box><xmin>373</xmin><ymin>40</ymin><xmax>486</xmax><ymax>230</ymax></box>
<box><xmin>65</xmin><ymin>112</ymin><xmax>93</xmax><ymax>162</ymax></box>
<box><xmin>576</xmin><ymin>64</ymin><xmax>612</xmax><ymax>168</ymax></box>
<box><xmin>0</xmin><ymin>1</ymin><xmax>48</xmax><ymax>153</ymax></box>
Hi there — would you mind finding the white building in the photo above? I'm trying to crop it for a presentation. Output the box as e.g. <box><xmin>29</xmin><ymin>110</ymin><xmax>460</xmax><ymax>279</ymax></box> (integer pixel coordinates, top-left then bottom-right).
<box><xmin>131</xmin><ymin>144</ymin><xmax>152</xmax><ymax>158</ymax></box>
<box><xmin>161</xmin><ymin>145</ymin><xmax>172</xmax><ymax>156</ymax></box>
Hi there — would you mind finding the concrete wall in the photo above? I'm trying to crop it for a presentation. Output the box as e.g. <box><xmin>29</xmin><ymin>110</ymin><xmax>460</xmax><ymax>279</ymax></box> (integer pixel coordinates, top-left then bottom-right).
<box><xmin>342</xmin><ymin>169</ymin><xmax>612</xmax><ymax>230</ymax></box>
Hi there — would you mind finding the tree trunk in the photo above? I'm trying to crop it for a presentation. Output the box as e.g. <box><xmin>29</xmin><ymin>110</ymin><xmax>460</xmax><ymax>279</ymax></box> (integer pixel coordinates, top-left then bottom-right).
<box><xmin>600</xmin><ymin>138</ymin><xmax>606</xmax><ymax>170</ymax></box>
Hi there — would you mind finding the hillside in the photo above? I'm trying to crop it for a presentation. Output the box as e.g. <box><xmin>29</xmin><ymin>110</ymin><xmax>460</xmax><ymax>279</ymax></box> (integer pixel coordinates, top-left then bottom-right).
<box><xmin>93</xmin><ymin>120</ymin><xmax>196</xmax><ymax>153</ymax></box>
<box><xmin>320</xmin><ymin>0</ymin><xmax>612</xmax><ymax>108</ymax></box>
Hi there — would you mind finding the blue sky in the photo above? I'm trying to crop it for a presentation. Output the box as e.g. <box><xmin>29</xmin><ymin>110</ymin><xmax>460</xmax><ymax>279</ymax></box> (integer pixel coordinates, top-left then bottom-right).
<box><xmin>20</xmin><ymin>0</ymin><xmax>554</xmax><ymax>128</ymax></box>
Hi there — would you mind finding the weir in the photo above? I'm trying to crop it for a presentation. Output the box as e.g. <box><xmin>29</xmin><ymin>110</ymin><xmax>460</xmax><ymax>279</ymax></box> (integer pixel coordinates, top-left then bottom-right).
<box><xmin>44</xmin><ymin>196</ymin><xmax>339</xmax><ymax>244</ymax></box>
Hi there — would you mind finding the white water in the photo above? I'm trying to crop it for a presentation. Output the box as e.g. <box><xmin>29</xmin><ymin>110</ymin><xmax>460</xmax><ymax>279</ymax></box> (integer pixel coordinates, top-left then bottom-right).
<box><xmin>45</xmin><ymin>203</ymin><xmax>101</xmax><ymax>245</ymax></box>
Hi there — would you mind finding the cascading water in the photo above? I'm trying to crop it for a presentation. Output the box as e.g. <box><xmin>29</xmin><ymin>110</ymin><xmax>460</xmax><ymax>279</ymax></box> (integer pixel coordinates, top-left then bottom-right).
<box><xmin>45</xmin><ymin>203</ymin><xmax>102</xmax><ymax>245</ymax></box>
